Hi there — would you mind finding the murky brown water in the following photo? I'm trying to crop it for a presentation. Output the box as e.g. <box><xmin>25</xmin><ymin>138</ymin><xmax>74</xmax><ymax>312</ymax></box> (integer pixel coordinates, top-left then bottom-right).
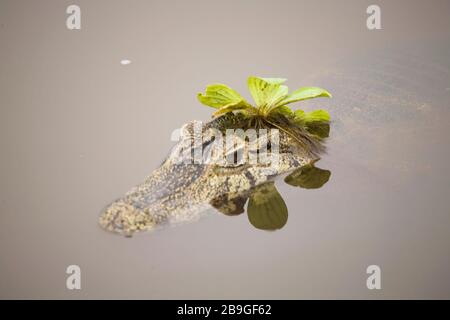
<box><xmin>1</xmin><ymin>0</ymin><xmax>450</xmax><ymax>298</ymax></box>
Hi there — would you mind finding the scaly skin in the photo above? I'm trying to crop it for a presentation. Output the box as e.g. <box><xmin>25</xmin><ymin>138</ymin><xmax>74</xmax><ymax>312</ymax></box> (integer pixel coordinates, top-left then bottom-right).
<box><xmin>99</xmin><ymin>113</ymin><xmax>323</xmax><ymax>236</ymax></box>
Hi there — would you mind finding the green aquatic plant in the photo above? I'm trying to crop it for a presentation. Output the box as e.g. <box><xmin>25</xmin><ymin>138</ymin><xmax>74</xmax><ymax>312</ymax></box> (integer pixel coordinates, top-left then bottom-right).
<box><xmin>198</xmin><ymin>76</ymin><xmax>332</xmax><ymax>141</ymax></box>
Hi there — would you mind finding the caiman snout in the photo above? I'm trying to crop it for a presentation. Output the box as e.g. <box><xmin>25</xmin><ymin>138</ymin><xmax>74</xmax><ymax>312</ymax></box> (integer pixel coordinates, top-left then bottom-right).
<box><xmin>99</xmin><ymin>199</ymin><xmax>157</xmax><ymax>236</ymax></box>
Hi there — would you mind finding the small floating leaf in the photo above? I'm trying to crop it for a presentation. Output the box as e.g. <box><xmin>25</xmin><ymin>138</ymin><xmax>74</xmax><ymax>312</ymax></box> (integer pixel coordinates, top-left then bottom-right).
<box><xmin>295</xmin><ymin>109</ymin><xmax>330</xmax><ymax>123</ymax></box>
<box><xmin>274</xmin><ymin>105</ymin><xmax>294</xmax><ymax>117</ymax></box>
<box><xmin>277</xmin><ymin>87</ymin><xmax>332</xmax><ymax>107</ymax></box>
<box><xmin>247</xmin><ymin>76</ymin><xmax>288</xmax><ymax>110</ymax></box>
<box><xmin>197</xmin><ymin>84</ymin><xmax>249</xmax><ymax>109</ymax></box>
<box><xmin>247</xmin><ymin>182</ymin><xmax>288</xmax><ymax>230</ymax></box>
<box><xmin>294</xmin><ymin>109</ymin><xmax>331</xmax><ymax>138</ymax></box>
<box><xmin>284</xmin><ymin>164</ymin><xmax>331</xmax><ymax>189</ymax></box>
<box><xmin>212</xmin><ymin>100</ymin><xmax>252</xmax><ymax>117</ymax></box>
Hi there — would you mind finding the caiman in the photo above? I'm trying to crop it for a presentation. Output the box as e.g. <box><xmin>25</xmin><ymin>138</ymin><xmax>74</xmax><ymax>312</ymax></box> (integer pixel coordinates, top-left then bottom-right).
<box><xmin>99</xmin><ymin>112</ymin><xmax>325</xmax><ymax>236</ymax></box>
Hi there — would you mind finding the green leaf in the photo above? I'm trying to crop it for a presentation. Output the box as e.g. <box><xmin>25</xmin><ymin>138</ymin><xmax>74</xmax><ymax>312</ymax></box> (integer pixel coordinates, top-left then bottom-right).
<box><xmin>294</xmin><ymin>109</ymin><xmax>330</xmax><ymax>138</ymax></box>
<box><xmin>273</xmin><ymin>105</ymin><xmax>294</xmax><ymax>117</ymax></box>
<box><xmin>213</xmin><ymin>100</ymin><xmax>252</xmax><ymax>117</ymax></box>
<box><xmin>198</xmin><ymin>84</ymin><xmax>249</xmax><ymax>109</ymax></box>
<box><xmin>247</xmin><ymin>76</ymin><xmax>289</xmax><ymax>110</ymax></box>
<box><xmin>276</xmin><ymin>86</ymin><xmax>332</xmax><ymax>108</ymax></box>
<box><xmin>268</xmin><ymin>85</ymin><xmax>289</xmax><ymax>110</ymax></box>
<box><xmin>299</xmin><ymin>109</ymin><xmax>330</xmax><ymax>122</ymax></box>
<box><xmin>284</xmin><ymin>164</ymin><xmax>331</xmax><ymax>189</ymax></box>
<box><xmin>293</xmin><ymin>109</ymin><xmax>305</xmax><ymax>121</ymax></box>
<box><xmin>247</xmin><ymin>182</ymin><xmax>288</xmax><ymax>230</ymax></box>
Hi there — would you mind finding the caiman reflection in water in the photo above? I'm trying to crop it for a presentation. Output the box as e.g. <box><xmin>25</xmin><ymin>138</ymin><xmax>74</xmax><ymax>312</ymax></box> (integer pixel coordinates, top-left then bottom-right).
<box><xmin>99</xmin><ymin>113</ymin><xmax>331</xmax><ymax>236</ymax></box>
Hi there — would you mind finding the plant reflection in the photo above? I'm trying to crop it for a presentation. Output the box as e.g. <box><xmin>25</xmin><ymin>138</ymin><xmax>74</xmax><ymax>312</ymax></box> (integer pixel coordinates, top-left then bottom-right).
<box><xmin>211</xmin><ymin>163</ymin><xmax>331</xmax><ymax>231</ymax></box>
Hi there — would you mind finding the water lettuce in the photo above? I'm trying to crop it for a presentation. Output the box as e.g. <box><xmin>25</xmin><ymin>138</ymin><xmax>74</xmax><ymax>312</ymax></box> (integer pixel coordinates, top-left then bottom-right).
<box><xmin>198</xmin><ymin>76</ymin><xmax>332</xmax><ymax>139</ymax></box>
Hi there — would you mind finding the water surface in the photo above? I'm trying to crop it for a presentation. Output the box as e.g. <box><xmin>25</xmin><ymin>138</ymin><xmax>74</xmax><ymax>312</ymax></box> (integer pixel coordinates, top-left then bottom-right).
<box><xmin>1</xmin><ymin>0</ymin><xmax>450</xmax><ymax>298</ymax></box>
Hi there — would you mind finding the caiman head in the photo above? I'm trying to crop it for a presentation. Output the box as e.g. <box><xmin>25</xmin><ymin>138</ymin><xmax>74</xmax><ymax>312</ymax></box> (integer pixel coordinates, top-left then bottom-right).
<box><xmin>99</xmin><ymin>113</ymin><xmax>327</xmax><ymax>236</ymax></box>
